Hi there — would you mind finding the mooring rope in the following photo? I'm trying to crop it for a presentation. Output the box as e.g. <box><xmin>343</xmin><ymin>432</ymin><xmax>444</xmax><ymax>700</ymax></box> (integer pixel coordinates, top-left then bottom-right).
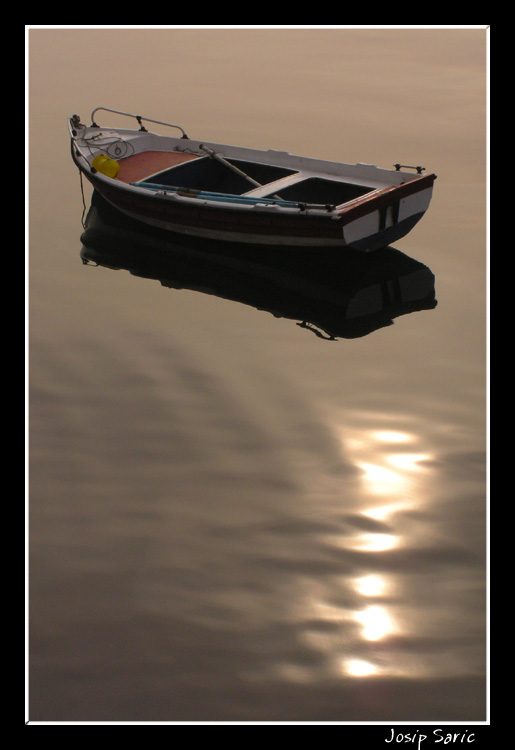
<box><xmin>79</xmin><ymin>170</ymin><xmax>88</xmax><ymax>228</ymax></box>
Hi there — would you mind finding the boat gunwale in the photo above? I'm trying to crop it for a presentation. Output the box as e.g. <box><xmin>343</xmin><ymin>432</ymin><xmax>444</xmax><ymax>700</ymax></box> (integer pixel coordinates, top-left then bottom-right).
<box><xmin>69</xmin><ymin>119</ymin><xmax>425</xmax><ymax>191</ymax></box>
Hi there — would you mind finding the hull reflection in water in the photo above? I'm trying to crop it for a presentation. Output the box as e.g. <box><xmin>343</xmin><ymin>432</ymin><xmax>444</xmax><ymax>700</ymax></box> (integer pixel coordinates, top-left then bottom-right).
<box><xmin>79</xmin><ymin>191</ymin><xmax>437</xmax><ymax>340</ymax></box>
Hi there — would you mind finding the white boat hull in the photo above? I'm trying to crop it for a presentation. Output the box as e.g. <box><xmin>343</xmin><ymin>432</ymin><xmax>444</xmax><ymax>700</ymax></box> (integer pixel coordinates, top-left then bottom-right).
<box><xmin>69</xmin><ymin>109</ymin><xmax>436</xmax><ymax>250</ymax></box>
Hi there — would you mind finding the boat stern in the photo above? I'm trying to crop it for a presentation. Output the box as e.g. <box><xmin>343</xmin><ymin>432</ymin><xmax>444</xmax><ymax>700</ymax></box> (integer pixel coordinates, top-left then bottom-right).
<box><xmin>338</xmin><ymin>172</ymin><xmax>437</xmax><ymax>250</ymax></box>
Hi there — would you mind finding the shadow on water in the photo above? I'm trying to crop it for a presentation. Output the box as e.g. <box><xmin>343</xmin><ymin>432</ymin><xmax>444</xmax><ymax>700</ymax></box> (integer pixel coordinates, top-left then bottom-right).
<box><xmin>79</xmin><ymin>191</ymin><xmax>437</xmax><ymax>341</ymax></box>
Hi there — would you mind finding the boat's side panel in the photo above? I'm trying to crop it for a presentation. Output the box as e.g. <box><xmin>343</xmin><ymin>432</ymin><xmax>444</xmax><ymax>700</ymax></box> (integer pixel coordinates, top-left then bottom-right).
<box><xmin>344</xmin><ymin>213</ymin><xmax>426</xmax><ymax>252</ymax></box>
<box><xmin>86</xmin><ymin>173</ymin><xmax>347</xmax><ymax>246</ymax></box>
<box><xmin>343</xmin><ymin>212</ymin><xmax>380</xmax><ymax>247</ymax></box>
<box><xmin>398</xmin><ymin>186</ymin><xmax>434</xmax><ymax>223</ymax></box>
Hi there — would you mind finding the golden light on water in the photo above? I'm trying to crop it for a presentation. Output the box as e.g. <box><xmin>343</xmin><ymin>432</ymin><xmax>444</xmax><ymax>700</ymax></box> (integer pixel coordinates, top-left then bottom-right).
<box><xmin>372</xmin><ymin>430</ymin><xmax>413</xmax><ymax>444</ymax></box>
<box><xmin>357</xmin><ymin>461</ymin><xmax>405</xmax><ymax>495</ymax></box>
<box><xmin>355</xmin><ymin>605</ymin><xmax>394</xmax><ymax>641</ymax></box>
<box><xmin>343</xmin><ymin>658</ymin><xmax>379</xmax><ymax>677</ymax></box>
<box><xmin>340</xmin><ymin>424</ymin><xmax>435</xmax><ymax>523</ymax></box>
<box><xmin>349</xmin><ymin>532</ymin><xmax>398</xmax><ymax>552</ymax></box>
<box><xmin>356</xmin><ymin>453</ymin><xmax>430</xmax><ymax>497</ymax></box>
<box><xmin>291</xmin><ymin>419</ymin><xmax>439</xmax><ymax>682</ymax></box>
<box><xmin>362</xmin><ymin>502</ymin><xmax>408</xmax><ymax>521</ymax></box>
<box><xmin>308</xmin><ymin>420</ymin><xmax>438</xmax><ymax>680</ymax></box>
<box><xmin>353</xmin><ymin>574</ymin><xmax>388</xmax><ymax>597</ymax></box>
<box><xmin>387</xmin><ymin>453</ymin><xmax>431</xmax><ymax>471</ymax></box>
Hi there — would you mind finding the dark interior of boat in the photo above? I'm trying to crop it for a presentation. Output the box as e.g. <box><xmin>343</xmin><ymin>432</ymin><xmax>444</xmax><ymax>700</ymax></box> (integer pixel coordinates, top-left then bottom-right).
<box><xmin>140</xmin><ymin>157</ymin><xmax>295</xmax><ymax>195</ymax></box>
<box><xmin>137</xmin><ymin>156</ymin><xmax>375</xmax><ymax>204</ymax></box>
<box><xmin>274</xmin><ymin>178</ymin><xmax>373</xmax><ymax>204</ymax></box>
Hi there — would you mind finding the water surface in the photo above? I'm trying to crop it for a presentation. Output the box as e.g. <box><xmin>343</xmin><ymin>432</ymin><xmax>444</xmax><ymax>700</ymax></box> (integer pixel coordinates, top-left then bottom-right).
<box><xmin>28</xmin><ymin>27</ymin><xmax>487</xmax><ymax>723</ymax></box>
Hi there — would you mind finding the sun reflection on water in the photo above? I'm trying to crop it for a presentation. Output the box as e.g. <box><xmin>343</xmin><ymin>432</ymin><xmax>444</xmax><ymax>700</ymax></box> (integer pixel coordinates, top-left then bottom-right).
<box><xmin>372</xmin><ymin>430</ymin><xmax>414</xmax><ymax>444</ymax></box>
<box><xmin>343</xmin><ymin>658</ymin><xmax>379</xmax><ymax>677</ymax></box>
<box><xmin>357</xmin><ymin>461</ymin><xmax>406</xmax><ymax>495</ymax></box>
<box><xmin>251</xmin><ymin>420</ymin><xmax>439</xmax><ymax>687</ymax></box>
<box><xmin>302</xmin><ymin>419</ymin><xmax>436</xmax><ymax>681</ymax></box>
<box><xmin>387</xmin><ymin>452</ymin><xmax>432</xmax><ymax>471</ymax></box>
<box><xmin>349</xmin><ymin>532</ymin><xmax>398</xmax><ymax>552</ymax></box>
<box><xmin>355</xmin><ymin>604</ymin><xmax>394</xmax><ymax>641</ymax></box>
<box><xmin>353</xmin><ymin>574</ymin><xmax>388</xmax><ymax>597</ymax></box>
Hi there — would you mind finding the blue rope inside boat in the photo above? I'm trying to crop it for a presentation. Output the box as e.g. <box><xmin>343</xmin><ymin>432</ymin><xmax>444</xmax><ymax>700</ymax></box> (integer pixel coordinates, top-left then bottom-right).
<box><xmin>131</xmin><ymin>181</ymin><xmax>313</xmax><ymax>208</ymax></box>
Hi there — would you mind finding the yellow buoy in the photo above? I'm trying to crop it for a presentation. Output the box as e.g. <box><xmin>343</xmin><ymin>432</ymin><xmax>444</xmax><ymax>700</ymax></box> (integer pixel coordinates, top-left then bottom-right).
<box><xmin>92</xmin><ymin>153</ymin><xmax>120</xmax><ymax>179</ymax></box>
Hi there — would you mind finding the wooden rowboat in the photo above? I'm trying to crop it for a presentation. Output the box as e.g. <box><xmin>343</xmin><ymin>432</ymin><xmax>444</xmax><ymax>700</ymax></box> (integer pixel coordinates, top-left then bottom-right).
<box><xmin>69</xmin><ymin>107</ymin><xmax>436</xmax><ymax>250</ymax></box>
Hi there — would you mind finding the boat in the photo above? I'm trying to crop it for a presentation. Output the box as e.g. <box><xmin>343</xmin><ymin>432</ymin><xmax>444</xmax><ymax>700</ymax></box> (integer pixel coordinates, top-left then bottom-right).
<box><xmin>69</xmin><ymin>107</ymin><xmax>437</xmax><ymax>251</ymax></box>
<box><xmin>79</xmin><ymin>190</ymin><xmax>437</xmax><ymax>340</ymax></box>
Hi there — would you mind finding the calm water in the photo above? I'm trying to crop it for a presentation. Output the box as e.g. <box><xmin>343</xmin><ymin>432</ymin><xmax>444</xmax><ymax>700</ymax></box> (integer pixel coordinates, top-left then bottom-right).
<box><xmin>28</xmin><ymin>28</ymin><xmax>488</xmax><ymax>724</ymax></box>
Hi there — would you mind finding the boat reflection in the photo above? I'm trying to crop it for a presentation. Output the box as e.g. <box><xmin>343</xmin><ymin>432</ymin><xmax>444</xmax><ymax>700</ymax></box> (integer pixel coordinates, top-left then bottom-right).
<box><xmin>79</xmin><ymin>191</ymin><xmax>437</xmax><ymax>340</ymax></box>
